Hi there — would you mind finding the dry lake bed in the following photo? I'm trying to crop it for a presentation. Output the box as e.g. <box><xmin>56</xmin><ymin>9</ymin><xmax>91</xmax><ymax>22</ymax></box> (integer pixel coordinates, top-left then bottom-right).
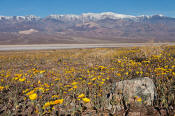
<box><xmin>0</xmin><ymin>43</ymin><xmax>173</xmax><ymax>51</ymax></box>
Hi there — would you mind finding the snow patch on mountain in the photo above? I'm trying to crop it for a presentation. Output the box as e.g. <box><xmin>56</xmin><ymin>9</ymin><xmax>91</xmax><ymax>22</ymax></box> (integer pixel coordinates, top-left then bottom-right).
<box><xmin>82</xmin><ymin>12</ymin><xmax>136</xmax><ymax>19</ymax></box>
<box><xmin>0</xmin><ymin>15</ymin><xmax>40</xmax><ymax>21</ymax></box>
<box><xmin>137</xmin><ymin>14</ymin><xmax>165</xmax><ymax>19</ymax></box>
<box><xmin>47</xmin><ymin>12</ymin><xmax>137</xmax><ymax>21</ymax></box>
<box><xmin>47</xmin><ymin>14</ymin><xmax>80</xmax><ymax>21</ymax></box>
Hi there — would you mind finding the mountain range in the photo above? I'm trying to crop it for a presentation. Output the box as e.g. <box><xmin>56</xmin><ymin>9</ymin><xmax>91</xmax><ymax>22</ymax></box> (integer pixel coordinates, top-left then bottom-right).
<box><xmin>0</xmin><ymin>12</ymin><xmax>175</xmax><ymax>44</ymax></box>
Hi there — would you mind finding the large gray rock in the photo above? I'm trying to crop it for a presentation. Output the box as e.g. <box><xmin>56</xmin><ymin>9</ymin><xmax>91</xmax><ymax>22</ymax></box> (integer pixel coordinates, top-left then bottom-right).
<box><xmin>107</xmin><ymin>77</ymin><xmax>157</xmax><ymax>112</ymax></box>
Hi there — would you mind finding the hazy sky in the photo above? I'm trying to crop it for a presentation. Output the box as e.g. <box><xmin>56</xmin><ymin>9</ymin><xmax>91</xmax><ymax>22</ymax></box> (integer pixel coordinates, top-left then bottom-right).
<box><xmin>0</xmin><ymin>0</ymin><xmax>174</xmax><ymax>17</ymax></box>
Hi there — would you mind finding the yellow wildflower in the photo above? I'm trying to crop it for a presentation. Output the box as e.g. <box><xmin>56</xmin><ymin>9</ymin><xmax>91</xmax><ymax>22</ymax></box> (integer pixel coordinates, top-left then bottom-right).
<box><xmin>100</xmin><ymin>82</ymin><xmax>104</xmax><ymax>84</ymax></box>
<box><xmin>23</xmin><ymin>89</ymin><xmax>29</xmax><ymax>93</ymax></box>
<box><xmin>26</xmin><ymin>90</ymin><xmax>35</xmax><ymax>96</ymax></box>
<box><xmin>91</xmin><ymin>77</ymin><xmax>96</xmax><ymax>81</ymax></box>
<box><xmin>15</xmin><ymin>74</ymin><xmax>22</xmax><ymax>78</ymax></box>
<box><xmin>73</xmin><ymin>85</ymin><xmax>78</xmax><ymax>89</ymax></box>
<box><xmin>37</xmin><ymin>87</ymin><xmax>45</xmax><ymax>92</ymax></box>
<box><xmin>136</xmin><ymin>71</ymin><xmax>139</xmax><ymax>74</ymax></box>
<box><xmin>68</xmin><ymin>88</ymin><xmax>73</xmax><ymax>91</ymax></box>
<box><xmin>38</xmin><ymin>80</ymin><xmax>41</xmax><ymax>84</ymax></box>
<box><xmin>125</xmin><ymin>72</ymin><xmax>129</xmax><ymax>75</ymax></box>
<box><xmin>40</xmin><ymin>70</ymin><xmax>45</xmax><ymax>74</ymax></box>
<box><xmin>172</xmin><ymin>72</ymin><xmax>175</xmax><ymax>76</ymax></box>
<box><xmin>53</xmin><ymin>99</ymin><xmax>64</xmax><ymax>104</ymax></box>
<box><xmin>13</xmin><ymin>77</ymin><xmax>19</xmax><ymax>80</ymax></box>
<box><xmin>44</xmin><ymin>83</ymin><xmax>50</xmax><ymax>88</ymax></box>
<box><xmin>29</xmin><ymin>93</ymin><xmax>37</xmax><ymax>100</ymax></box>
<box><xmin>52</xmin><ymin>95</ymin><xmax>59</xmax><ymax>98</ymax></box>
<box><xmin>116</xmin><ymin>73</ymin><xmax>121</xmax><ymax>77</ymax></box>
<box><xmin>5</xmin><ymin>85</ymin><xmax>9</xmax><ymax>89</ymax></box>
<box><xmin>54</xmin><ymin>78</ymin><xmax>60</xmax><ymax>81</ymax></box>
<box><xmin>72</xmin><ymin>82</ymin><xmax>78</xmax><ymax>85</ymax></box>
<box><xmin>78</xmin><ymin>94</ymin><xmax>85</xmax><ymax>98</ymax></box>
<box><xmin>43</xmin><ymin>101</ymin><xmax>51</xmax><ymax>108</ymax></box>
<box><xmin>135</xmin><ymin>96</ymin><xmax>142</xmax><ymax>102</ymax></box>
<box><xmin>102</xmin><ymin>79</ymin><xmax>106</xmax><ymax>81</ymax></box>
<box><xmin>19</xmin><ymin>77</ymin><xmax>26</xmax><ymax>82</ymax></box>
<box><xmin>45</xmin><ymin>89</ymin><xmax>49</xmax><ymax>91</ymax></box>
<box><xmin>43</xmin><ymin>99</ymin><xmax>64</xmax><ymax>109</ymax></box>
<box><xmin>82</xmin><ymin>98</ymin><xmax>90</xmax><ymax>103</ymax></box>
<box><xmin>0</xmin><ymin>86</ymin><xmax>4</xmax><ymax>91</ymax></box>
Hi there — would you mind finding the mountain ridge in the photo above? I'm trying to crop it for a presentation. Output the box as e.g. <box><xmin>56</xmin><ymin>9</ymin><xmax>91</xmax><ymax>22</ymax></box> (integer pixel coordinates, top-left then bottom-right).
<box><xmin>0</xmin><ymin>12</ymin><xmax>171</xmax><ymax>21</ymax></box>
<box><xmin>0</xmin><ymin>12</ymin><xmax>175</xmax><ymax>44</ymax></box>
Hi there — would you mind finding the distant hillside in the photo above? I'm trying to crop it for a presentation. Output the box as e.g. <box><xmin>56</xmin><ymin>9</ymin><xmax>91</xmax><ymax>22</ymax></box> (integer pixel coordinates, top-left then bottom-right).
<box><xmin>0</xmin><ymin>12</ymin><xmax>175</xmax><ymax>44</ymax></box>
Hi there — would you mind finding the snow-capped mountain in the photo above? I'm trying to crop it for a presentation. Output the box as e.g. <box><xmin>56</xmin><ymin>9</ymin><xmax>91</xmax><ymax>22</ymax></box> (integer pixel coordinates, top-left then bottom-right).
<box><xmin>46</xmin><ymin>12</ymin><xmax>136</xmax><ymax>22</ymax></box>
<box><xmin>0</xmin><ymin>12</ymin><xmax>168</xmax><ymax>22</ymax></box>
<box><xmin>46</xmin><ymin>12</ymin><xmax>167</xmax><ymax>22</ymax></box>
<box><xmin>0</xmin><ymin>12</ymin><xmax>175</xmax><ymax>44</ymax></box>
<box><xmin>0</xmin><ymin>15</ymin><xmax>40</xmax><ymax>21</ymax></box>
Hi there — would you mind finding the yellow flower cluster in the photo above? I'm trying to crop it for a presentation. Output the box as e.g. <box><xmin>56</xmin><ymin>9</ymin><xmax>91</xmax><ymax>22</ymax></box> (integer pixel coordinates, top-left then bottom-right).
<box><xmin>43</xmin><ymin>99</ymin><xmax>64</xmax><ymax>109</ymax></box>
<box><xmin>77</xmin><ymin>93</ymin><xmax>90</xmax><ymax>103</ymax></box>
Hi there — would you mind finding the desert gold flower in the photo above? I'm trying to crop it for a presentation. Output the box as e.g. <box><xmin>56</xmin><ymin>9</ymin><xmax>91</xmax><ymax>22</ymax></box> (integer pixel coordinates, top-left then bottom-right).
<box><xmin>102</xmin><ymin>79</ymin><xmax>106</xmax><ymax>81</ymax></box>
<box><xmin>100</xmin><ymin>82</ymin><xmax>104</xmax><ymax>84</ymax></box>
<box><xmin>82</xmin><ymin>98</ymin><xmax>90</xmax><ymax>103</ymax></box>
<box><xmin>136</xmin><ymin>71</ymin><xmax>139</xmax><ymax>74</ymax></box>
<box><xmin>78</xmin><ymin>93</ymin><xmax>85</xmax><ymax>98</ymax></box>
<box><xmin>116</xmin><ymin>73</ymin><xmax>121</xmax><ymax>77</ymax></box>
<box><xmin>72</xmin><ymin>82</ymin><xmax>78</xmax><ymax>85</ymax></box>
<box><xmin>135</xmin><ymin>96</ymin><xmax>142</xmax><ymax>102</ymax></box>
<box><xmin>26</xmin><ymin>90</ymin><xmax>35</xmax><ymax>95</ymax></box>
<box><xmin>91</xmin><ymin>77</ymin><xmax>96</xmax><ymax>81</ymax></box>
<box><xmin>13</xmin><ymin>77</ymin><xmax>19</xmax><ymax>80</ymax></box>
<box><xmin>125</xmin><ymin>72</ymin><xmax>129</xmax><ymax>75</ymax></box>
<box><xmin>54</xmin><ymin>78</ymin><xmax>60</xmax><ymax>81</ymax></box>
<box><xmin>19</xmin><ymin>77</ymin><xmax>26</xmax><ymax>82</ymax></box>
<box><xmin>29</xmin><ymin>93</ymin><xmax>37</xmax><ymax>100</ymax></box>
<box><xmin>24</xmin><ymin>97</ymin><xmax>27</xmax><ymax>100</ymax></box>
<box><xmin>52</xmin><ymin>95</ymin><xmax>59</xmax><ymax>98</ymax></box>
<box><xmin>37</xmin><ymin>87</ymin><xmax>45</xmax><ymax>92</ymax></box>
<box><xmin>0</xmin><ymin>86</ymin><xmax>4</xmax><ymax>91</ymax></box>
<box><xmin>73</xmin><ymin>85</ymin><xmax>78</xmax><ymax>89</ymax></box>
<box><xmin>43</xmin><ymin>101</ymin><xmax>51</xmax><ymax>108</ymax></box>
<box><xmin>23</xmin><ymin>89</ymin><xmax>29</xmax><ymax>93</ymax></box>
<box><xmin>44</xmin><ymin>83</ymin><xmax>50</xmax><ymax>88</ymax></box>
<box><xmin>40</xmin><ymin>70</ymin><xmax>45</xmax><ymax>74</ymax></box>
<box><xmin>5</xmin><ymin>85</ymin><xmax>9</xmax><ymax>89</ymax></box>
<box><xmin>45</xmin><ymin>89</ymin><xmax>49</xmax><ymax>91</ymax></box>
<box><xmin>43</xmin><ymin>99</ymin><xmax>63</xmax><ymax>109</ymax></box>
<box><xmin>117</xmin><ymin>60</ymin><xmax>121</xmax><ymax>63</ymax></box>
<box><xmin>68</xmin><ymin>88</ymin><xmax>73</xmax><ymax>91</ymax></box>
<box><xmin>15</xmin><ymin>74</ymin><xmax>22</xmax><ymax>78</ymax></box>
<box><xmin>38</xmin><ymin>80</ymin><xmax>41</xmax><ymax>84</ymax></box>
<box><xmin>53</xmin><ymin>99</ymin><xmax>64</xmax><ymax>104</ymax></box>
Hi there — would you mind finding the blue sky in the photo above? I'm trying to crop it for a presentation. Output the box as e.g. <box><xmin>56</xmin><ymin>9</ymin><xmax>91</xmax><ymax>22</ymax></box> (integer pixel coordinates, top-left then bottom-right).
<box><xmin>0</xmin><ymin>0</ymin><xmax>175</xmax><ymax>17</ymax></box>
